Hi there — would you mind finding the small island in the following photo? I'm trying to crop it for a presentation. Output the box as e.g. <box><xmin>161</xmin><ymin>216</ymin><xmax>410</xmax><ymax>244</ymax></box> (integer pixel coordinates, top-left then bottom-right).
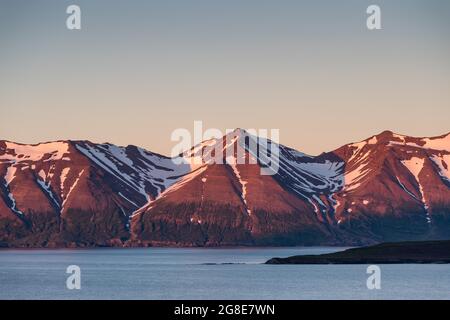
<box><xmin>266</xmin><ymin>240</ymin><xmax>450</xmax><ymax>264</ymax></box>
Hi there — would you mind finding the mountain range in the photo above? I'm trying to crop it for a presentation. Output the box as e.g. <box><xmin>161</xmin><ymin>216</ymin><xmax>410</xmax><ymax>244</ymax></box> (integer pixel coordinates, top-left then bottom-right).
<box><xmin>1</xmin><ymin>129</ymin><xmax>450</xmax><ymax>247</ymax></box>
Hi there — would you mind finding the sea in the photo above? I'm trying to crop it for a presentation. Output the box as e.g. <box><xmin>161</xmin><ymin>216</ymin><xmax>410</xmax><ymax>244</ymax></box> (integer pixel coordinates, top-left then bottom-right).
<box><xmin>1</xmin><ymin>247</ymin><xmax>449</xmax><ymax>300</ymax></box>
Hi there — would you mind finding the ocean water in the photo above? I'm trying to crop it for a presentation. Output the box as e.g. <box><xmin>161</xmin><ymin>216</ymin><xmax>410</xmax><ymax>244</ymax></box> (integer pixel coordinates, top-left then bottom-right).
<box><xmin>0</xmin><ymin>247</ymin><xmax>449</xmax><ymax>300</ymax></box>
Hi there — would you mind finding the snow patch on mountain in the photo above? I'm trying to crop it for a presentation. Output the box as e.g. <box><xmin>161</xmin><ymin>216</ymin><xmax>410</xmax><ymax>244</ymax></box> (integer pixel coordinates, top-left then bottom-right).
<box><xmin>76</xmin><ymin>143</ymin><xmax>149</xmax><ymax>198</ymax></box>
<box><xmin>62</xmin><ymin>169</ymin><xmax>85</xmax><ymax>209</ymax></box>
<box><xmin>6</xmin><ymin>192</ymin><xmax>23</xmax><ymax>215</ymax></box>
<box><xmin>76</xmin><ymin>142</ymin><xmax>192</xmax><ymax>203</ymax></box>
<box><xmin>279</xmin><ymin>157</ymin><xmax>344</xmax><ymax>195</ymax></box>
<box><xmin>2</xmin><ymin>165</ymin><xmax>23</xmax><ymax>215</ymax></box>
<box><xmin>430</xmin><ymin>154</ymin><xmax>450</xmax><ymax>182</ymax></box>
<box><xmin>402</xmin><ymin>158</ymin><xmax>425</xmax><ymax>181</ymax></box>
<box><xmin>423</xmin><ymin>135</ymin><xmax>450</xmax><ymax>151</ymax></box>
<box><xmin>395</xmin><ymin>176</ymin><xmax>419</xmax><ymax>200</ymax></box>
<box><xmin>367</xmin><ymin>136</ymin><xmax>378</xmax><ymax>145</ymax></box>
<box><xmin>229</xmin><ymin>161</ymin><xmax>251</xmax><ymax>215</ymax></box>
<box><xmin>36</xmin><ymin>178</ymin><xmax>61</xmax><ymax>210</ymax></box>
<box><xmin>348</xmin><ymin>141</ymin><xmax>368</xmax><ymax>162</ymax></box>
<box><xmin>0</xmin><ymin>142</ymin><xmax>69</xmax><ymax>162</ymax></box>
<box><xmin>60</xmin><ymin>167</ymin><xmax>71</xmax><ymax>191</ymax></box>
<box><xmin>388</xmin><ymin>133</ymin><xmax>450</xmax><ymax>151</ymax></box>
<box><xmin>118</xmin><ymin>192</ymin><xmax>139</xmax><ymax>208</ymax></box>
<box><xmin>401</xmin><ymin>157</ymin><xmax>431</xmax><ymax>223</ymax></box>
<box><xmin>345</xmin><ymin>171</ymin><xmax>370</xmax><ymax>191</ymax></box>
<box><xmin>159</xmin><ymin>166</ymin><xmax>208</xmax><ymax>199</ymax></box>
<box><xmin>136</xmin><ymin>147</ymin><xmax>191</xmax><ymax>187</ymax></box>
<box><xmin>4</xmin><ymin>165</ymin><xmax>17</xmax><ymax>186</ymax></box>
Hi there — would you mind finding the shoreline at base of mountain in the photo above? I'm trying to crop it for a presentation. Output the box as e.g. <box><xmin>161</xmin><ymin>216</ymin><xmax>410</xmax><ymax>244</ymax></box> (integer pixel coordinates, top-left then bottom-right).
<box><xmin>265</xmin><ymin>240</ymin><xmax>450</xmax><ymax>264</ymax></box>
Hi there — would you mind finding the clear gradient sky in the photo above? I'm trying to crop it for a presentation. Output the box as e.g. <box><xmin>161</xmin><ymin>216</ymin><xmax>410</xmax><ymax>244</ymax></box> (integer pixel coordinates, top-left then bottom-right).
<box><xmin>1</xmin><ymin>0</ymin><xmax>450</xmax><ymax>155</ymax></box>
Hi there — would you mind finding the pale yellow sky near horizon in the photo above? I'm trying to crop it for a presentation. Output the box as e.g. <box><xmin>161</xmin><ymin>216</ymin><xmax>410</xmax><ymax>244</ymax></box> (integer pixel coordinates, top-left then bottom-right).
<box><xmin>1</xmin><ymin>0</ymin><xmax>450</xmax><ymax>156</ymax></box>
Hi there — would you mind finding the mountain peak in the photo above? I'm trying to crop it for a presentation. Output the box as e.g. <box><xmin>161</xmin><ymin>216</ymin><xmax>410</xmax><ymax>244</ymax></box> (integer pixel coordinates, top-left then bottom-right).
<box><xmin>377</xmin><ymin>130</ymin><xmax>395</xmax><ymax>137</ymax></box>
<box><xmin>232</xmin><ymin>127</ymin><xmax>245</xmax><ymax>133</ymax></box>
<box><xmin>375</xmin><ymin>130</ymin><xmax>407</xmax><ymax>140</ymax></box>
<box><xmin>224</xmin><ymin>128</ymin><xmax>248</xmax><ymax>139</ymax></box>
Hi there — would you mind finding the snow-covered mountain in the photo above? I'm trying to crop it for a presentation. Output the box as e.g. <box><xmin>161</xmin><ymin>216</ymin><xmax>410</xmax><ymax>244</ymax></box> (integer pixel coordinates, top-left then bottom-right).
<box><xmin>1</xmin><ymin>130</ymin><xmax>450</xmax><ymax>247</ymax></box>
<box><xmin>0</xmin><ymin>140</ymin><xmax>191</xmax><ymax>246</ymax></box>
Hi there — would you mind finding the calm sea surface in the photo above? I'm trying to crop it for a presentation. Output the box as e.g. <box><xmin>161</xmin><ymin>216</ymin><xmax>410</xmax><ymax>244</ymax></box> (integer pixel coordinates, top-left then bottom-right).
<box><xmin>1</xmin><ymin>247</ymin><xmax>449</xmax><ymax>300</ymax></box>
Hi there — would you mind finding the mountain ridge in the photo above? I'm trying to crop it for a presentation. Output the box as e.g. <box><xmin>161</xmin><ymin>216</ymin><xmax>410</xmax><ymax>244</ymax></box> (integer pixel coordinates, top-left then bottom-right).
<box><xmin>1</xmin><ymin>129</ymin><xmax>450</xmax><ymax>247</ymax></box>
<box><xmin>3</xmin><ymin>129</ymin><xmax>450</xmax><ymax>157</ymax></box>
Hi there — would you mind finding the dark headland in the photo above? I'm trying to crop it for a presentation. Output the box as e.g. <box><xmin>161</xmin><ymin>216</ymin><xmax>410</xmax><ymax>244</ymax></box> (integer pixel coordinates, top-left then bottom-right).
<box><xmin>265</xmin><ymin>240</ymin><xmax>450</xmax><ymax>264</ymax></box>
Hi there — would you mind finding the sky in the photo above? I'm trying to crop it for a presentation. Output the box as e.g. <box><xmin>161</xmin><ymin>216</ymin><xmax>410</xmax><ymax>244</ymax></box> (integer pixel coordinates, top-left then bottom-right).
<box><xmin>1</xmin><ymin>0</ymin><xmax>450</xmax><ymax>156</ymax></box>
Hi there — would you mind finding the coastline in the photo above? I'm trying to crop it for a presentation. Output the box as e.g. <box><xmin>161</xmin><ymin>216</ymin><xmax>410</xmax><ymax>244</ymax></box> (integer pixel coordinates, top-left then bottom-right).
<box><xmin>266</xmin><ymin>240</ymin><xmax>450</xmax><ymax>264</ymax></box>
